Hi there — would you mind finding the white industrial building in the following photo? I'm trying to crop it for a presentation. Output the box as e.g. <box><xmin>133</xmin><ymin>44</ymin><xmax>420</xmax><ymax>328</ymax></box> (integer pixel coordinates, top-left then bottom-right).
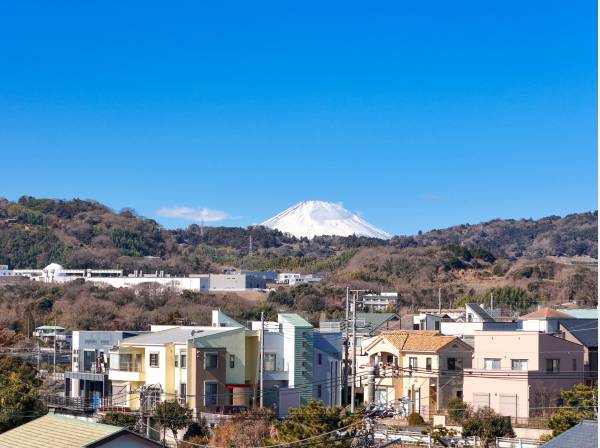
<box><xmin>0</xmin><ymin>264</ymin><xmax>272</xmax><ymax>292</ymax></box>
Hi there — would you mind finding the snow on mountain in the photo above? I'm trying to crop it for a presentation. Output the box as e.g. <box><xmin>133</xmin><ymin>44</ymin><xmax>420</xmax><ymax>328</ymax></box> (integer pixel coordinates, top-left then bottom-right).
<box><xmin>261</xmin><ymin>200</ymin><xmax>392</xmax><ymax>239</ymax></box>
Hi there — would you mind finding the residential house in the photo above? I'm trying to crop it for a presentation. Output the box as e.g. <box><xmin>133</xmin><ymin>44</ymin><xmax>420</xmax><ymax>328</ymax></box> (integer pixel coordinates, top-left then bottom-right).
<box><xmin>63</xmin><ymin>330</ymin><xmax>143</xmax><ymax>412</ymax></box>
<box><xmin>360</xmin><ymin>331</ymin><xmax>473</xmax><ymax>420</ymax></box>
<box><xmin>518</xmin><ymin>308</ymin><xmax>574</xmax><ymax>333</ymax></box>
<box><xmin>189</xmin><ymin>324</ymin><xmax>257</xmax><ymax>415</ymax></box>
<box><xmin>108</xmin><ymin>323</ymin><xmax>238</xmax><ymax>412</ymax></box>
<box><xmin>558</xmin><ymin>319</ymin><xmax>597</xmax><ymax>385</ymax></box>
<box><xmin>361</xmin><ymin>292</ymin><xmax>399</xmax><ymax>312</ymax></box>
<box><xmin>439</xmin><ymin>304</ymin><xmax>519</xmax><ymax>345</ymax></box>
<box><xmin>252</xmin><ymin>314</ymin><xmax>314</xmax><ymax>417</ymax></box>
<box><xmin>463</xmin><ymin>330</ymin><xmax>585</xmax><ymax>419</ymax></box>
<box><xmin>312</xmin><ymin>331</ymin><xmax>343</xmax><ymax>408</ymax></box>
<box><xmin>0</xmin><ymin>413</ymin><xmax>161</xmax><ymax>447</ymax></box>
<box><xmin>33</xmin><ymin>325</ymin><xmax>71</xmax><ymax>348</ymax></box>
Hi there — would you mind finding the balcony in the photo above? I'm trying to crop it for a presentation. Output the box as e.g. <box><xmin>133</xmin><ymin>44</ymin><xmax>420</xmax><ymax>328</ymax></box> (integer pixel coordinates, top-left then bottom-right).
<box><xmin>108</xmin><ymin>361</ymin><xmax>145</xmax><ymax>382</ymax></box>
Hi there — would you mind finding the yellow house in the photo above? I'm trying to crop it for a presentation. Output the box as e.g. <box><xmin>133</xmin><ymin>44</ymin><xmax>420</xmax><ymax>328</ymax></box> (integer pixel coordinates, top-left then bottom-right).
<box><xmin>108</xmin><ymin>325</ymin><xmax>243</xmax><ymax>412</ymax></box>
<box><xmin>362</xmin><ymin>331</ymin><xmax>472</xmax><ymax>420</ymax></box>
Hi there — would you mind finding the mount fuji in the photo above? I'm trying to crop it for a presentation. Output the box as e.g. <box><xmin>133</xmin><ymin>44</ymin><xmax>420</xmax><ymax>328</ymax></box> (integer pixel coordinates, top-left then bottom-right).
<box><xmin>261</xmin><ymin>200</ymin><xmax>392</xmax><ymax>239</ymax></box>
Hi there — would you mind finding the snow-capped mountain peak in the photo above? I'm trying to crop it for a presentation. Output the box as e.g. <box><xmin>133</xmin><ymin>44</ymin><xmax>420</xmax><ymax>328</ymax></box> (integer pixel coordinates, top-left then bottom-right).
<box><xmin>261</xmin><ymin>200</ymin><xmax>392</xmax><ymax>239</ymax></box>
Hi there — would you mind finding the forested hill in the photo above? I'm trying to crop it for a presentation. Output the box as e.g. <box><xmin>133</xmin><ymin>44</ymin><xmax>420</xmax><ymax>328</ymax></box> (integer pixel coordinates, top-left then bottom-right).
<box><xmin>0</xmin><ymin>196</ymin><xmax>597</xmax><ymax>274</ymax></box>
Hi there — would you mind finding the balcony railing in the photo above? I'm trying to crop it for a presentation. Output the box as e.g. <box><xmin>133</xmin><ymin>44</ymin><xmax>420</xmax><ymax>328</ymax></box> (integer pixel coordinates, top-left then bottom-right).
<box><xmin>111</xmin><ymin>361</ymin><xmax>143</xmax><ymax>372</ymax></box>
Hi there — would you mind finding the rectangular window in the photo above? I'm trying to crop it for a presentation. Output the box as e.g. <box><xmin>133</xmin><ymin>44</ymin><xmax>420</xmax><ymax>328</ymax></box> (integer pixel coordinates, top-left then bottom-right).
<box><xmin>409</xmin><ymin>357</ymin><xmax>418</xmax><ymax>369</ymax></box>
<box><xmin>149</xmin><ymin>353</ymin><xmax>159</xmax><ymax>368</ymax></box>
<box><xmin>180</xmin><ymin>352</ymin><xmax>187</xmax><ymax>369</ymax></box>
<box><xmin>448</xmin><ymin>357</ymin><xmax>462</xmax><ymax>371</ymax></box>
<box><xmin>229</xmin><ymin>354</ymin><xmax>235</xmax><ymax>369</ymax></box>
<box><xmin>546</xmin><ymin>359</ymin><xmax>560</xmax><ymax>373</ymax></box>
<box><xmin>484</xmin><ymin>358</ymin><xmax>501</xmax><ymax>370</ymax></box>
<box><xmin>426</xmin><ymin>357</ymin><xmax>432</xmax><ymax>372</ymax></box>
<box><xmin>179</xmin><ymin>383</ymin><xmax>186</xmax><ymax>404</ymax></box>
<box><xmin>511</xmin><ymin>359</ymin><xmax>528</xmax><ymax>371</ymax></box>
<box><xmin>83</xmin><ymin>350</ymin><xmax>95</xmax><ymax>372</ymax></box>
<box><xmin>317</xmin><ymin>384</ymin><xmax>322</xmax><ymax>398</ymax></box>
<box><xmin>174</xmin><ymin>356</ymin><xmax>178</xmax><ymax>368</ymax></box>
<box><xmin>204</xmin><ymin>352</ymin><xmax>218</xmax><ymax>369</ymax></box>
<box><xmin>264</xmin><ymin>353</ymin><xmax>276</xmax><ymax>371</ymax></box>
<box><xmin>204</xmin><ymin>382</ymin><xmax>218</xmax><ymax>406</ymax></box>
<box><xmin>573</xmin><ymin>358</ymin><xmax>577</xmax><ymax>371</ymax></box>
<box><xmin>318</xmin><ymin>353</ymin><xmax>322</xmax><ymax>365</ymax></box>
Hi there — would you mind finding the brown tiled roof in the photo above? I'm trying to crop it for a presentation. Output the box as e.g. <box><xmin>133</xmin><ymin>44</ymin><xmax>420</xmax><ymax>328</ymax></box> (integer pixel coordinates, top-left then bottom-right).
<box><xmin>379</xmin><ymin>330</ymin><xmax>460</xmax><ymax>352</ymax></box>
<box><xmin>519</xmin><ymin>308</ymin><xmax>573</xmax><ymax>320</ymax></box>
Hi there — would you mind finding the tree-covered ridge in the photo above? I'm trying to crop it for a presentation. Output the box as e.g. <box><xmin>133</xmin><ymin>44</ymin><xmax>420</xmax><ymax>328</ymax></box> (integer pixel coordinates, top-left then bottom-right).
<box><xmin>0</xmin><ymin>197</ymin><xmax>597</xmax><ymax>274</ymax></box>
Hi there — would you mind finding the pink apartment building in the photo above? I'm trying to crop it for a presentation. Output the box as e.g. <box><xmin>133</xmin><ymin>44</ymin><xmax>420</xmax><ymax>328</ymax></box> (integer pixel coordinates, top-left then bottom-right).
<box><xmin>463</xmin><ymin>330</ymin><xmax>585</xmax><ymax>418</ymax></box>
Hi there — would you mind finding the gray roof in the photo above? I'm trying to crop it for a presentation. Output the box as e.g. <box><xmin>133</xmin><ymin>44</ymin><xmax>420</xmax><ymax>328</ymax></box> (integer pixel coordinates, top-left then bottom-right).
<box><xmin>559</xmin><ymin>319</ymin><xmax>598</xmax><ymax>348</ymax></box>
<box><xmin>119</xmin><ymin>326</ymin><xmax>235</xmax><ymax>346</ymax></box>
<box><xmin>356</xmin><ymin>312</ymin><xmax>400</xmax><ymax>330</ymax></box>
<box><xmin>466</xmin><ymin>303</ymin><xmax>493</xmax><ymax>321</ymax></box>
<box><xmin>542</xmin><ymin>420</ymin><xmax>597</xmax><ymax>448</ymax></box>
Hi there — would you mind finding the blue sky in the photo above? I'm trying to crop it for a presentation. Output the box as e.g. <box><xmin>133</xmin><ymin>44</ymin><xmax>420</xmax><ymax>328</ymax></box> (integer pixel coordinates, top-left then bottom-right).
<box><xmin>0</xmin><ymin>1</ymin><xmax>597</xmax><ymax>236</ymax></box>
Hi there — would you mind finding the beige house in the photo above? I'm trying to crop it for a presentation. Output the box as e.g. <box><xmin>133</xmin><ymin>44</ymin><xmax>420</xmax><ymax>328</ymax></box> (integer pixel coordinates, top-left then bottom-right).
<box><xmin>463</xmin><ymin>330</ymin><xmax>585</xmax><ymax>419</ymax></box>
<box><xmin>362</xmin><ymin>331</ymin><xmax>473</xmax><ymax>419</ymax></box>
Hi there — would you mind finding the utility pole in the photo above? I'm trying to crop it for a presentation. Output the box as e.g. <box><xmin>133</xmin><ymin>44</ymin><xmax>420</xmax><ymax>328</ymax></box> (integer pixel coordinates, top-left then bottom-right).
<box><xmin>348</xmin><ymin>289</ymin><xmax>369</xmax><ymax>413</ymax></box>
<box><xmin>437</xmin><ymin>287</ymin><xmax>441</xmax><ymax>315</ymax></box>
<box><xmin>259</xmin><ymin>311</ymin><xmax>264</xmax><ymax>408</ymax></box>
<box><xmin>490</xmin><ymin>292</ymin><xmax>494</xmax><ymax>315</ymax></box>
<box><xmin>53</xmin><ymin>315</ymin><xmax>57</xmax><ymax>374</ymax></box>
<box><xmin>343</xmin><ymin>287</ymin><xmax>349</xmax><ymax>405</ymax></box>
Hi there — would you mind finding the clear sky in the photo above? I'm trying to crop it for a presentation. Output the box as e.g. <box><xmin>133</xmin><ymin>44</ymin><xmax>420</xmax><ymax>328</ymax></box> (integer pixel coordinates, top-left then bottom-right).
<box><xmin>0</xmin><ymin>1</ymin><xmax>597</xmax><ymax>236</ymax></box>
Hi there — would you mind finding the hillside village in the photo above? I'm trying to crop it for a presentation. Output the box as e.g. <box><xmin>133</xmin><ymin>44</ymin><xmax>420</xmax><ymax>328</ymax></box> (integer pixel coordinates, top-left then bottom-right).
<box><xmin>0</xmin><ymin>242</ymin><xmax>597</xmax><ymax>446</ymax></box>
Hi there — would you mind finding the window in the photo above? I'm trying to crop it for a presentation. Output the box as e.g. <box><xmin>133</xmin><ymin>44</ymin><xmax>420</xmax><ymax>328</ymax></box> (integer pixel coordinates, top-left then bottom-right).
<box><xmin>484</xmin><ymin>358</ymin><xmax>501</xmax><ymax>370</ymax></box>
<box><xmin>204</xmin><ymin>382</ymin><xmax>218</xmax><ymax>406</ymax></box>
<box><xmin>426</xmin><ymin>357</ymin><xmax>432</xmax><ymax>372</ymax></box>
<box><xmin>317</xmin><ymin>384</ymin><xmax>322</xmax><ymax>398</ymax></box>
<box><xmin>174</xmin><ymin>356</ymin><xmax>178</xmax><ymax>368</ymax></box>
<box><xmin>434</xmin><ymin>321</ymin><xmax>440</xmax><ymax>331</ymax></box>
<box><xmin>149</xmin><ymin>353</ymin><xmax>159</xmax><ymax>368</ymax></box>
<box><xmin>318</xmin><ymin>353</ymin><xmax>322</xmax><ymax>365</ymax></box>
<box><xmin>573</xmin><ymin>358</ymin><xmax>577</xmax><ymax>371</ymax></box>
<box><xmin>264</xmin><ymin>353</ymin><xmax>276</xmax><ymax>371</ymax></box>
<box><xmin>448</xmin><ymin>357</ymin><xmax>462</xmax><ymax>371</ymax></box>
<box><xmin>180</xmin><ymin>352</ymin><xmax>187</xmax><ymax>369</ymax></box>
<box><xmin>456</xmin><ymin>390</ymin><xmax>463</xmax><ymax>399</ymax></box>
<box><xmin>204</xmin><ymin>352</ymin><xmax>218</xmax><ymax>369</ymax></box>
<box><xmin>511</xmin><ymin>359</ymin><xmax>528</xmax><ymax>371</ymax></box>
<box><xmin>83</xmin><ymin>350</ymin><xmax>95</xmax><ymax>372</ymax></box>
<box><xmin>409</xmin><ymin>357</ymin><xmax>418</xmax><ymax>369</ymax></box>
<box><xmin>229</xmin><ymin>354</ymin><xmax>235</xmax><ymax>369</ymax></box>
<box><xmin>179</xmin><ymin>383</ymin><xmax>186</xmax><ymax>404</ymax></box>
<box><xmin>546</xmin><ymin>359</ymin><xmax>560</xmax><ymax>373</ymax></box>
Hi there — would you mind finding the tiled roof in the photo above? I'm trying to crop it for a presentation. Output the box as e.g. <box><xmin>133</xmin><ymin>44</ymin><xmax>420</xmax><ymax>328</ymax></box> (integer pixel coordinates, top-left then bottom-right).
<box><xmin>542</xmin><ymin>420</ymin><xmax>598</xmax><ymax>448</ymax></box>
<box><xmin>379</xmin><ymin>330</ymin><xmax>461</xmax><ymax>352</ymax></box>
<box><xmin>519</xmin><ymin>308</ymin><xmax>573</xmax><ymax>320</ymax></box>
<box><xmin>0</xmin><ymin>414</ymin><xmax>123</xmax><ymax>448</ymax></box>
